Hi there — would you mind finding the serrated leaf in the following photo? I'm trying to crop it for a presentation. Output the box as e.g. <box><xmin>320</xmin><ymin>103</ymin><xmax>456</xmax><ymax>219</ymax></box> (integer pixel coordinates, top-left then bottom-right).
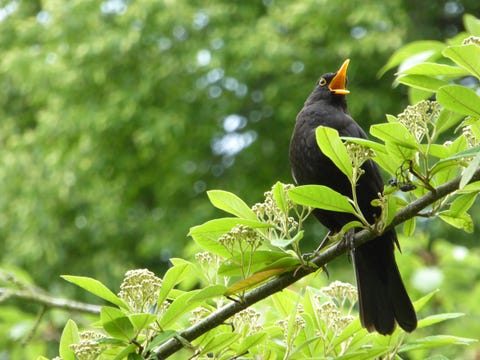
<box><xmin>288</xmin><ymin>185</ymin><xmax>356</xmax><ymax>214</ymax></box>
<box><xmin>225</xmin><ymin>267</ymin><xmax>290</xmax><ymax>295</ymax></box>
<box><xmin>400</xmin><ymin>62</ymin><xmax>470</xmax><ymax>77</ymax></box>
<box><xmin>61</xmin><ymin>276</ymin><xmax>128</xmax><ymax>309</ymax></box>
<box><xmin>207</xmin><ymin>190</ymin><xmax>256</xmax><ymax>220</ymax></box>
<box><xmin>59</xmin><ymin>319</ymin><xmax>79</xmax><ymax>360</ymax></box>
<box><xmin>443</xmin><ymin>44</ymin><xmax>480</xmax><ymax>80</ymax></box>
<box><xmin>370</xmin><ymin>123</ymin><xmax>418</xmax><ymax>149</ymax></box>
<box><xmin>397</xmin><ymin>74</ymin><xmax>448</xmax><ymax>92</ymax></box>
<box><xmin>158</xmin><ymin>263</ymin><xmax>191</xmax><ymax>306</ymax></box>
<box><xmin>378</xmin><ymin>40</ymin><xmax>445</xmax><ymax>77</ymax></box>
<box><xmin>437</xmin><ymin>85</ymin><xmax>480</xmax><ymax>117</ymax></box>
<box><xmin>316</xmin><ymin>126</ymin><xmax>353</xmax><ymax>179</ymax></box>
<box><xmin>187</xmin><ymin>284</ymin><xmax>228</xmax><ymax>303</ymax></box>
<box><xmin>128</xmin><ymin>313</ymin><xmax>157</xmax><ymax>330</ymax></box>
<box><xmin>101</xmin><ymin>306</ymin><xmax>135</xmax><ymax>340</ymax></box>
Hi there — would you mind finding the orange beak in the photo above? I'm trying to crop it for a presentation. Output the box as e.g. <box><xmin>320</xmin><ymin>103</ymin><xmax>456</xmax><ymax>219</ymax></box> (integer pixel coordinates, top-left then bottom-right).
<box><xmin>329</xmin><ymin>59</ymin><xmax>350</xmax><ymax>95</ymax></box>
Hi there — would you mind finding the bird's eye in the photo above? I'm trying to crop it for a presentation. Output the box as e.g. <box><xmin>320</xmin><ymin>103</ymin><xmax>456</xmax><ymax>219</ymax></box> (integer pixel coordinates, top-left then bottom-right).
<box><xmin>318</xmin><ymin>78</ymin><xmax>327</xmax><ymax>86</ymax></box>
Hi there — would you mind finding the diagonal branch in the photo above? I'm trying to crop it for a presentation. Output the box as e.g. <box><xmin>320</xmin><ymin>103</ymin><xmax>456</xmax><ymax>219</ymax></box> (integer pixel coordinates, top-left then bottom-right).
<box><xmin>152</xmin><ymin>167</ymin><xmax>480</xmax><ymax>359</ymax></box>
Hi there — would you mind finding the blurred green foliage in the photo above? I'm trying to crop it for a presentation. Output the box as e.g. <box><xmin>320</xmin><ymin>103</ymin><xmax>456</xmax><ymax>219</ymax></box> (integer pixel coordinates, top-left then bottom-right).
<box><xmin>1</xmin><ymin>0</ymin><xmax>480</xmax><ymax>358</ymax></box>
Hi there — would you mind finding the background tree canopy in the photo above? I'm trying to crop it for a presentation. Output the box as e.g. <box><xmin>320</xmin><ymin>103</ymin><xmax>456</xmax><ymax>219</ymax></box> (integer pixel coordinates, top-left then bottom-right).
<box><xmin>1</xmin><ymin>0</ymin><xmax>480</xmax><ymax>358</ymax></box>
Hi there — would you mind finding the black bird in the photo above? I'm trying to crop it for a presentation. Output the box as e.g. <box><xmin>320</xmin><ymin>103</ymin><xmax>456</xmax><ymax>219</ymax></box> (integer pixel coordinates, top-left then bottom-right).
<box><xmin>289</xmin><ymin>59</ymin><xmax>417</xmax><ymax>335</ymax></box>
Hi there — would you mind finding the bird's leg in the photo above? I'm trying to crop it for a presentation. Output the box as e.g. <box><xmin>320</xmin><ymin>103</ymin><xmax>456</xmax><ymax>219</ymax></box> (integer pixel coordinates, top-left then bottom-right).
<box><xmin>302</xmin><ymin>231</ymin><xmax>332</xmax><ymax>260</ymax></box>
<box><xmin>341</xmin><ymin>229</ymin><xmax>356</xmax><ymax>263</ymax></box>
<box><xmin>302</xmin><ymin>231</ymin><xmax>332</xmax><ymax>277</ymax></box>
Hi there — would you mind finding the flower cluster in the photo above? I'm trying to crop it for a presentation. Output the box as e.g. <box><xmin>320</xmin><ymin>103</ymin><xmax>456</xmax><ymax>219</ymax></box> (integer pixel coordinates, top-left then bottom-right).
<box><xmin>232</xmin><ymin>307</ymin><xmax>264</xmax><ymax>336</ymax></box>
<box><xmin>315</xmin><ymin>281</ymin><xmax>358</xmax><ymax>335</ymax></box>
<box><xmin>118</xmin><ymin>269</ymin><xmax>162</xmax><ymax>313</ymax></box>
<box><xmin>69</xmin><ymin>331</ymin><xmax>105</xmax><ymax>360</ymax></box>
<box><xmin>462</xmin><ymin>36</ymin><xmax>480</xmax><ymax>46</ymax></box>
<box><xmin>397</xmin><ymin>100</ymin><xmax>440</xmax><ymax>142</ymax></box>
<box><xmin>462</xmin><ymin>125</ymin><xmax>478</xmax><ymax>148</ymax></box>
<box><xmin>275</xmin><ymin>312</ymin><xmax>306</xmax><ymax>341</ymax></box>
<box><xmin>252</xmin><ymin>184</ymin><xmax>299</xmax><ymax>239</ymax></box>
<box><xmin>346</xmin><ymin>142</ymin><xmax>376</xmax><ymax>172</ymax></box>
<box><xmin>218</xmin><ymin>224</ymin><xmax>260</xmax><ymax>253</ymax></box>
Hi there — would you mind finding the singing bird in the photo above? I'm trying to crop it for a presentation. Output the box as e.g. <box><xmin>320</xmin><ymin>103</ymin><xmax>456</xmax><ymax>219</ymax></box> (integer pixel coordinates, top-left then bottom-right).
<box><xmin>289</xmin><ymin>59</ymin><xmax>417</xmax><ymax>335</ymax></box>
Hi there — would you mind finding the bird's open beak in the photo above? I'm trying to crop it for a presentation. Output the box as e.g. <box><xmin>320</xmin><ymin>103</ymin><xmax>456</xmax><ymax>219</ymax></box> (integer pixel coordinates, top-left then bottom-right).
<box><xmin>329</xmin><ymin>59</ymin><xmax>350</xmax><ymax>95</ymax></box>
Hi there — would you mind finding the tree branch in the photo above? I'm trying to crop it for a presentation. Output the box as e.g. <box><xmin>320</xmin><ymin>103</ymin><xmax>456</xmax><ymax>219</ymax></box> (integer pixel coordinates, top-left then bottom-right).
<box><xmin>152</xmin><ymin>167</ymin><xmax>480</xmax><ymax>359</ymax></box>
<box><xmin>0</xmin><ymin>287</ymin><xmax>101</xmax><ymax>314</ymax></box>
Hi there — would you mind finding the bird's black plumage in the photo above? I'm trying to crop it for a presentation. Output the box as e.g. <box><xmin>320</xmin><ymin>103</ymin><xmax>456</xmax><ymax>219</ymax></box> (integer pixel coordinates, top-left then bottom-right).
<box><xmin>289</xmin><ymin>60</ymin><xmax>417</xmax><ymax>335</ymax></box>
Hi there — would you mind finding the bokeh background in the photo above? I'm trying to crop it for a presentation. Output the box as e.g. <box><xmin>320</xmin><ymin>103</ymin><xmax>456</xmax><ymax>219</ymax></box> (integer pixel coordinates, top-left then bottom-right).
<box><xmin>0</xmin><ymin>0</ymin><xmax>479</xmax><ymax>358</ymax></box>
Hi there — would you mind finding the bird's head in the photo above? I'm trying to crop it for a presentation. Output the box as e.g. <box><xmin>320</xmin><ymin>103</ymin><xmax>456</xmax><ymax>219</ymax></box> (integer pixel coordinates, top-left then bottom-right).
<box><xmin>306</xmin><ymin>59</ymin><xmax>350</xmax><ymax>106</ymax></box>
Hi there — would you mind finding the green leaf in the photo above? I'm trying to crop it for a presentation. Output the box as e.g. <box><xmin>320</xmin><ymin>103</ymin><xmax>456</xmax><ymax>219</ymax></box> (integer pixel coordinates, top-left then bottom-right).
<box><xmin>437</xmin><ymin>85</ymin><xmax>480</xmax><ymax>117</ymax></box>
<box><xmin>145</xmin><ymin>330</ymin><xmax>178</xmax><ymax>352</ymax></box>
<box><xmin>439</xmin><ymin>212</ymin><xmax>473</xmax><ymax>232</ymax></box>
<box><xmin>270</xmin><ymin>230</ymin><xmax>303</xmax><ymax>248</ymax></box>
<box><xmin>207</xmin><ymin>190</ymin><xmax>256</xmax><ymax>220</ymax></box>
<box><xmin>400</xmin><ymin>335</ymin><xmax>477</xmax><ymax>352</ymax></box>
<box><xmin>288</xmin><ymin>185</ymin><xmax>356</xmax><ymax>214</ymax></box>
<box><xmin>188</xmin><ymin>217</ymin><xmax>273</xmax><ymax>257</ymax></box>
<box><xmin>397</xmin><ymin>74</ymin><xmax>448</xmax><ymax>92</ymax></box>
<box><xmin>316</xmin><ymin>126</ymin><xmax>353</xmax><ymax>179</ymax></box>
<box><xmin>187</xmin><ymin>284</ymin><xmax>229</xmax><ymax>302</ymax></box>
<box><xmin>101</xmin><ymin>306</ymin><xmax>135</xmax><ymax>340</ymax></box>
<box><xmin>449</xmin><ymin>192</ymin><xmax>478</xmax><ymax>216</ymax></box>
<box><xmin>434</xmin><ymin>109</ymin><xmax>464</xmax><ymax>139</ymax></box>
<box><xmin>112</xmin><ymin>344</ymin><xmax>137</xmax><ymax>360</ymax></box>
<box><xmin>128</xmin><ymin>313</ymin><xmax>157</xmax><ymax>330</ymax></box>
<box><xmin>378</xmin><ymin>40</ymin><xmax>445</xmax><ymax>77</ymax></box>
<box><xmin>158</xmin><ymin>263</ymin><xmax>192</xmax><ymax>306</ymax></box>
<box><xmin>370</xmin><ymin>123</ymin><xmax>418</xmax><ymax>149</ymax></box>
<box><xmin>236</xmin><ymin>332</ymin><xmax>268</xmax><ymax>355</ymax></box>
<box><xmin>403</xmin><ymin>217</ymin><xmax>416</xmax><ymax>237</ymax></box>
<box><xmin>61</xmin><ymin>276</ymin><xmax>128</xmax><ymax>309</ymax></box>
<box><xmin>460</xmin><ymin>152</ymin><xmax>480</xmax><ymax>189</ymax></box>
<box><xmin>218</xmin><ymin>250</ymin><xmax>292</xmax><ymax>276</ymax></box>
<box><xmin>464</xmin><ymin>14</ymin><xmax>480</xmax><ymax>35</ymax></box>
<box><xmin>400</xmin><ymin>62</ymin><xmax>470</xmax><ymax>77</ymax></box>
<box><xmin>341</xmin><ymin>137</ymin><xmax>387</xmax><ymax>154</ymax></box>
<box><xmin>414</xmin><ymin>290</ymin><xmax>439</xmax><ymax>311</ymax></box>
<box><xmin>225</xmin><ymin>267</ymin><xmax>291</xmax><ymax>295</ymax></box>
<box><xmin>408</xmin><ymin>87</ymin><xmax>434</xmax><ymax>104</ymax></box>
<box><xmin>159</xmin><ymin>290</ymin><xmax>201</xmax><ymax>328</ymax></box>
<box><xmin>59</xmin><ymin>319</ymin><xmax>79</xmax><ymax>360</ymax></box>
<box><xmin>443</xmin><ymin>44</ymin><xmax>480</xmax><ymax>79</ymax></box>
<box><xmin>418</xmin><ymin>313</ymin><xmax>464</xmax><ymax>328</ymax></box>
<box><xmin>272</xmin><ymin>181</ymin><xmax>288</xmax><ymax>213</ymax></box>
<box><xmin>199</xmin><ymin>332</ymin><xmax>240</xmax><ymax>355</ymax></box>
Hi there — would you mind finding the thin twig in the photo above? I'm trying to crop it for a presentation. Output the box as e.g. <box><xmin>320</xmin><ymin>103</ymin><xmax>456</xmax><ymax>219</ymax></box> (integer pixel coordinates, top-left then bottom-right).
<box><xmin>0</xmin><ymin>287</ymin><xmax>101</xmax><ymax>314</ymax></box>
